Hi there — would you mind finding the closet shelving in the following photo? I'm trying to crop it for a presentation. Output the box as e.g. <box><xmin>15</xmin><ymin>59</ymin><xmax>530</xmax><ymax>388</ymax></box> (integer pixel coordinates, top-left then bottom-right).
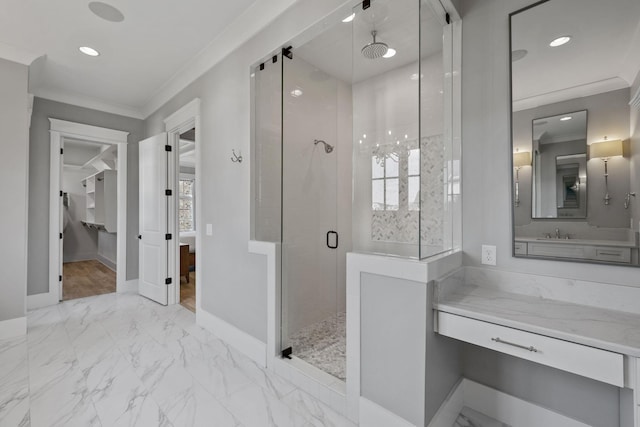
<box><xmin>81</xmin><ymin>170</ymin><xmax>117</xmax><ymax>232</ymax></box>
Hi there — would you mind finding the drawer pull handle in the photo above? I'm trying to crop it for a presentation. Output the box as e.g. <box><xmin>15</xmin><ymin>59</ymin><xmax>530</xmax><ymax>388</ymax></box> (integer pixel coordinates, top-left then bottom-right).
<box><xmin>598</xmin><ymin>252</ymin><xmax>620</xmax><ymax>256</ymax></box>
<box><xmin>491</xmin><ymin>337</ymin><xmax>538</xmax><ymax>353</ymax></box>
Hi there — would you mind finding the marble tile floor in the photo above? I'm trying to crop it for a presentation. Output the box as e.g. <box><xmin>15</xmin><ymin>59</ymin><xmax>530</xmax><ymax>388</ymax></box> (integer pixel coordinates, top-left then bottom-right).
<box><xmin>453</xmin><ymin>407</ymin><xmax>512</xmax><ymax>427</ymax></box>
<box><xmin>0</xmin><ymin>292</ymin><xmax>356</xmax><ymax>427</ymax></box>
<box><xmin>289</xmin><ymin>313</ymin><xmax>346</xmax><ymax>381</ymax></box>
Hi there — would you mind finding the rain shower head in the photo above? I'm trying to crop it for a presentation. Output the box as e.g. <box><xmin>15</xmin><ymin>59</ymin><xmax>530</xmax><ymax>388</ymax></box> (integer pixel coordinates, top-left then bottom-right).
<box><xmin>314</xmin><ymin>139</ymin><xmax>334</xmax><ymax>153</ymax></box>
<box><xmin>361</xmin><ymin>30</ymin><xmax>388</xmax><ymax>59</ymax></box>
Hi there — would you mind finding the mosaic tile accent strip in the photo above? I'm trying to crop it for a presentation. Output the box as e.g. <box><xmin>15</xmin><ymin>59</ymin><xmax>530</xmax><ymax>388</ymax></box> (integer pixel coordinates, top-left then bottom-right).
<box><xmin>371</xmin><ymin>134</ymin><xmax>444</xmax><ymax>245</ymax></box>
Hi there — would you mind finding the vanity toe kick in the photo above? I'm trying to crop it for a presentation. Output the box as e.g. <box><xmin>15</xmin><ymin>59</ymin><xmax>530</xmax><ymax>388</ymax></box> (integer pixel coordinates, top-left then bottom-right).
<box><xmin>437</xmin><ymin>312</ymin><xmax>624</xmax><ymax>387</ymax></box>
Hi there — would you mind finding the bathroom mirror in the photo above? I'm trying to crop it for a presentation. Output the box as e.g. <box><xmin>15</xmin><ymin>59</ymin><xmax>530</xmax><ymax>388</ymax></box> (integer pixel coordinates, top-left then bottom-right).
<box><xmin>510</xmin><ymin>0</ymin><xmax>640</xmax><ymax>266</ymax></box>
<box><xmin>531</xmin><ymin>111</ymin><xmax>587</xmax><ymax>219</ymax></box>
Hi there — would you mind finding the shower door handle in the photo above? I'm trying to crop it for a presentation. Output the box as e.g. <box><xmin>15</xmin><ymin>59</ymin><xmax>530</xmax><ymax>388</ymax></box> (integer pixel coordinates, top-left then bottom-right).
<box><xmin>327</xmin><ymin>231</ymin><xmax>338</xmax><ymax>249</ymax></box>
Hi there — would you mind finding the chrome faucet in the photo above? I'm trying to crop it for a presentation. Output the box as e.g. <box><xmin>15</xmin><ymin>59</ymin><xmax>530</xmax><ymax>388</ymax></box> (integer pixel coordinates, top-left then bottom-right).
<box><xmin>555</xmin><ymin>228</ymin><xmax>560</xmax><ymax>239</ymax></box>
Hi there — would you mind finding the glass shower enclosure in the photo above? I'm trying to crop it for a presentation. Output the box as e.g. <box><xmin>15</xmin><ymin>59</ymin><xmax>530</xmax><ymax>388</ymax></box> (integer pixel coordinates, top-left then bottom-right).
<box><xmin>252</xmin><ymin>0</ymin><xmax>460</xmax><ymax>381</ymax></box>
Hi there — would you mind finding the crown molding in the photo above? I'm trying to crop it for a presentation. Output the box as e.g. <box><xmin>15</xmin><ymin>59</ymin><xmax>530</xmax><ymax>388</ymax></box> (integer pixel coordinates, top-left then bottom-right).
<box><xmin>141</xmin><ymin>0</ymin><xmax>299</xmax><ymax>118</ymax></box>
<box><xmin>33</xmin><ymin>87</ymin><xmax>145</xmax><ymax>120</ymax></box>
<box><xmin>513</xmin><ymin>77</ymin><xmax>629</xmax><ymax>112</ymax></box>
<box><xmin>0</xmin><ymin>42</ymin><xmax>43</xmax><ymax>66</ymax></box>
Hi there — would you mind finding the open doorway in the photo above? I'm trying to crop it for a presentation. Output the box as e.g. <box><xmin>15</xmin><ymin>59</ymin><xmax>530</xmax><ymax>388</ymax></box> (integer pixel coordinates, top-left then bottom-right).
<box><xmin>44</xmin><ymin>119</ymin><xmax>129</xmax><ymax>310</ymax></box>
<box><xmin>62</xmin><ymin>139</ymin><xmax>118</xmax><ymax>300</ymax></box>
<box><xmin>178</xmin><ymin>127</ymin><xmax>196</xmax><ymax>312</ymax></box>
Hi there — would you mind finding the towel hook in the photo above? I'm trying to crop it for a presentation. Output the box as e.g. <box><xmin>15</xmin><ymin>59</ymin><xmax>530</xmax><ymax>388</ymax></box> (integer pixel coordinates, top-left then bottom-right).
<box><xmin>231</xmin><ymin>149</ymin><xmax>243</xmax><ymax>163</ymax></box>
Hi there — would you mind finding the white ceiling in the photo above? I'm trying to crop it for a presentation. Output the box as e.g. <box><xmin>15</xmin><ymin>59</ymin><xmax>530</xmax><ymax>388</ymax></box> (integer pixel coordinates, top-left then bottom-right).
<box><xmin>295</xmin><ymin>0</ymin><xmax>443</xmax><ymax>84</ymax></box>
<box><xmin>511</xmin><ymin>0</ymin><xmax>640</xmax><ymax>111</ymax></box>
<box><xmin>63</xmin><ymin>139</ymin><xmax>111</xmax><ymax>170</ymax></box>
<box><xmin>0</xmin><ymin>0</ymin><xmax>297</xmax><ymax>118</ymax></box>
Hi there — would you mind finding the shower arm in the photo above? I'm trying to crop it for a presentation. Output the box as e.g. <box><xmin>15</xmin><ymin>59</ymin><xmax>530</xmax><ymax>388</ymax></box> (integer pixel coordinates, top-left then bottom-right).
<box><xmin>314</xmin><ymin>139</ymin><xmax>334</xmax><ymax>153</ymax></box>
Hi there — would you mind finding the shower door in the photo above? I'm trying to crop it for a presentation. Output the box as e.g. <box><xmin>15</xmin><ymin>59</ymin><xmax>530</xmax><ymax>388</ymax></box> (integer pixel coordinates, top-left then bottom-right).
<box><xmin>281</xmin><ymin>49</ymin><xmax>344</xmax><ymax>380</ymax></box>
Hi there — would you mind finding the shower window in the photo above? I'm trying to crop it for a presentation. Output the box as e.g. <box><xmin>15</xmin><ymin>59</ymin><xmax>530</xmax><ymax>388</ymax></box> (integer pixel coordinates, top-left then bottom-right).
<box><xmin>179</xmin><ymin>176</ymin><xmax>195</xmax><ymax>232</ymax></box>
<box><xmin>408</xmin><ymin>148</ymin><xmax>420</xmax><ymax>211</ymax></box>
<box><xmin>371</xmin><ymin>155</ymin><xmax>399</xmax><ymax>211</ymax></box>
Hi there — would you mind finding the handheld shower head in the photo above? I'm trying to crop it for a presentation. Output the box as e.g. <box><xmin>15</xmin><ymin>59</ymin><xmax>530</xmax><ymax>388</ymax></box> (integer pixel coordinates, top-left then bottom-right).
<box><xmin>314</xmin><ymin>139</ymin><xmax>334</xmax><ymax>154</ymax></box>
<box><xmin>361</xmin><ymin>30</ymin><xmax>388</xmax><ymax>59</ymax></box>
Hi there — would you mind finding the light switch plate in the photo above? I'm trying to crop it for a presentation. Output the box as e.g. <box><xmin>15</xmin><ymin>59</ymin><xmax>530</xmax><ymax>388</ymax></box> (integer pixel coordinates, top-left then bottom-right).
<box><xmin>206</xmin><ymin>223</ymin><xmax>212</xmax><ymax>236</ymax></box>
<box><xmin>481</xmin><ymin>245</ymin><xmax>496</xmax><ymax>266</ymax></box>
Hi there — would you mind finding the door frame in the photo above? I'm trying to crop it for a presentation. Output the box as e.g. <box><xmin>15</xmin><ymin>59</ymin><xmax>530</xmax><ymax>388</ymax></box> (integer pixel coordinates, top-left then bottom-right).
<box><xmin>164</xmin><ymin>98</ymin><xmax>201</xmax><ymax>309</ymax></box>
<box><xmin>36</xmin><ymin>119</ymin><xmax>129</xmax><ymax>309</ymax></box>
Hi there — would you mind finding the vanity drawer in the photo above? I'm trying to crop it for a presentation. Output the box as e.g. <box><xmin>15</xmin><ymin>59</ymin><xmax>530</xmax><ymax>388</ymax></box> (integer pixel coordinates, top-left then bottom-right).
<box><xmin>594</xmin><ymin>247</ymin><xmax>631</xmax><ymax>263</ymax></box>
<box><xmin>527</xmin><ymin>242</ymin><xmax>586</xmax><ymax>259</ymax></box>
<box><xmin>514</xmin><ymin>241</ymin><xmax>527</xmax><ymax>255</ymax></box>
<box><xmin>437</xmin><ymin>312</ymin><xmax>624</xmax><ymax>387</ymax></box>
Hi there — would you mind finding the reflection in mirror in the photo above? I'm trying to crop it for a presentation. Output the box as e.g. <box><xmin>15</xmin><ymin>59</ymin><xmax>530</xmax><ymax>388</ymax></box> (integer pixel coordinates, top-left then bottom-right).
<box><xmin>510</xmin><ymin>0</ymin><xmax>640</xmax><ymax>266</ymax></box>
<box><xmin>531</xmin><ymin>111</ymin><xmax>587</xmax><ymax>219</ymax></box>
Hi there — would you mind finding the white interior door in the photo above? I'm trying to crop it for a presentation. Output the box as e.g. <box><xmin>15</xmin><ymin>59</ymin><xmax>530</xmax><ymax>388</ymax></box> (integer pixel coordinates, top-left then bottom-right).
<box><xmin>139</xmin><ymin>133</ymin><xmax>170</xmax><ymax>305</ymax></box>
<box><xmin>58</xmin><ymin>138</ymin><xmax>64</xmax><ymax>301</ymax></box>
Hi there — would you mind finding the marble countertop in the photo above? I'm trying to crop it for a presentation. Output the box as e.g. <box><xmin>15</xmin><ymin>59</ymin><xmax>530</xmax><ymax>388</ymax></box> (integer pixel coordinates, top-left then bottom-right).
<box><xmin>515</xmin><ymin>237</ymin><xmax>637</xmax><ymax>248</ymax></box>
<box><xmin>434</xmin><ymin>284</ymin><xmax>640</xmax><ymax>357</ymax></box>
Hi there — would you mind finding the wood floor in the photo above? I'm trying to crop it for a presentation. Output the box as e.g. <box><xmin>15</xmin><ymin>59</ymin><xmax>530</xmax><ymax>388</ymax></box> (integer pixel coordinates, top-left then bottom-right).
<box><xmin>180</xmin><ymin>271</ymin><xmax>196</xmax><ymax>312</ymax></box>
<box><xmin>63</xmin><ymin>259</ymin><xmax>116</xmax><ymax>300</ymax></box>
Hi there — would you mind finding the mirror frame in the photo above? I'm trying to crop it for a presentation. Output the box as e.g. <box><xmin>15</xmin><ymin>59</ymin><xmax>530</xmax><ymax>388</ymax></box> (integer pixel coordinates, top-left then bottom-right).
<box><xmin>530</xmin><ymin>109</ymin><xmax>588</xmax><ymax>220</ymax></box>
<box><xmin>508</xmin><ymin>0</ymin><xmax>638</xmax><ymax>267</ymax></box>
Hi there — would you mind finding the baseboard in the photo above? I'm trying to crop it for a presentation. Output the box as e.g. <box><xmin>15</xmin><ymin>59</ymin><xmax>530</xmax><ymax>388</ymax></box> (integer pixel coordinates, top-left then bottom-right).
<box><xmin>0</xmin><ymin>316</ymin><xmax>26</xmax><ymax>340</ymax></box>
<box><xmin>119</xmin><ymin>279</ymin><xmax>138</xmax><ymax>293</ymax></box>
<box><xmin>197</xmin><ymin>308</ymin><xmax>266</xmax><ymax>367</ymax></box>
<box><xmin>27</xmin><ymin>291</ymin><xmax>58</xmax><ymax>310</ymax></box>
<box><xmin>63</xmin><ymin>252</ymin><xmax>98</xmax><ymax>263</ymax></box>
<box><xmin>359</xmin><ymin>397</ymin><xmax>415</xmax><ymax>427</ymax></box>
<box><xmin>463</xmin><ymin>379</ymin><xmax>590</xmax><ymax>427</ymax></box>
<box><xmin>428</xmin><ymin>378</ymin><xmax>590</xmax><ymax>427</ymax></box>
<box><xmin>96</xmin><ymin>254</ymin><xmax>117</xmax><ymax>271</ymax></box>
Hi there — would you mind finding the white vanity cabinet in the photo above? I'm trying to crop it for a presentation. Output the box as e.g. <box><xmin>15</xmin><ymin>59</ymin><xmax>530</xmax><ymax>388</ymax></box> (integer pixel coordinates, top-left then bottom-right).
<box><xmin>516</xmin><ymin>239</ymin><xmax>633</xmax><ymax>264</ymax></box>
<box><xmin>437</xmin><ymin>312</ymin><xmax>624</xmax><ymax>387</ymax></box>
<box><xmin>82</xmin><ymin>170</ymin><xmax>117</xmax><ymax>232</ymax></box>
<box><xmin>434</xmin><ymin>283</ymin><xmax>640</xmax><ymax>427</ymax></box>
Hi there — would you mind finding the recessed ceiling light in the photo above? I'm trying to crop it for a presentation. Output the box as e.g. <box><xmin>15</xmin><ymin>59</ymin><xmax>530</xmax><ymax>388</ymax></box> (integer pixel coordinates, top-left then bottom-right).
<box><xmin>342</xmin><ymin>13</ymin><xmax>355</xmax><ymax>23</ymax></box>
<box><xmin>560</xmin><ymin>116</ymin><xmax>572</xmax><ymax>121</ymax></box>
<box><xmin>290</xmin><ymin>89</ymin><xmax>303</xmax><ymax>97</ymax></box>
<box><xmin>88</xmin><ymin>2</ymin><xmax>124</xmax><ymax>22</ymax></box>
<box><xmin>383</xmin><ymin>48</ymin><xmax>396</xmax><ymax>58</ymax></box>
<box><xmin>79</xmin><ymin>46</ymin><xmax>100</xmax><ymax>56</ymax></box>
<box><xmin>549</xmin><ymin>36</ymin><xmax>571</xmax><ymax>47</ymax></box>
<box><xmin>511</xmin><ymin>49</ymin><xmax>528</xmax><ymax>62</ymax></box>
<box><xmin>410</xmin><ymin>73</ymin><xmax>424</xmax><ymax>81</ymax></box>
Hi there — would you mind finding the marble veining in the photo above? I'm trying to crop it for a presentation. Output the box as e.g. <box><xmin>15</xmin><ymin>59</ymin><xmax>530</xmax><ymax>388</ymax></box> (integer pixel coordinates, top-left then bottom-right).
<box><xmin>435</xmin><ymin>280</ymin><xmax>640</xmax><ymax>357</ymax></box>
<box><xmin>0</xmin><ymin>292</ymin><xmax>356</xmax><ymax>427</ymax></box>
<box><xmin>453</xmin><ymin>407</ymin><xmax>511</xmax><ymax>427</ymax></box>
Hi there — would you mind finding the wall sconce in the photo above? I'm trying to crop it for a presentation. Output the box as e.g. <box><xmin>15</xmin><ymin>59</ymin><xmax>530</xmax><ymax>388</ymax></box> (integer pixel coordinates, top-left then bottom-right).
<box><xmin>513</xmin><ymin>151</ymin><xmax>531</xmax><ymax>207</ymax></box>
<box><xmin>589</xmin><ymin>138</ymin><xmax>623</xmax><ymax>205</ymax></box>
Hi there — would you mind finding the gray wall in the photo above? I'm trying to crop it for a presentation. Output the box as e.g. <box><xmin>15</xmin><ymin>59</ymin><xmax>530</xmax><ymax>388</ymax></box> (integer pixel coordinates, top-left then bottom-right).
<box><xmin>360</xmin><ymin>274</ymin><xmax>461</xmax><ymax>426</ymax></box>
<box><xmin>513</xmin><ymin>89</ymin><xmax>631</xmax><ymax>227</ymax></box>
<box><xmin>460</xmin><ymin>0</ymin><xmax>639</xmax><ymax>421</ymax></box>
<box><xmin>460</xmin><ymin>0</ymin><xmax>640</xmax><ymax>285</ymax></box>
<box><xmin>28</xmin><ymin>97</ymin><xmax>144</xmax><ymax>295</ymax></box>
<box><xmin>462</xmin><ymin>345</ymin><xmax>620</xmax><ymax>427</ymax></box>
<box><xmin>97</xmin><ymin>231</ymin><xmax>117</xmax><ymax>270</ymax></box>
<box><xmin>62</xmin><ymin>168</ymin><xmax>98</xmax><ymax>262</ymax></box>
<box><xmin>144</xmin><ymin>0</ymin><xmax>350</xmax><ymax>342</ymax></box>
<box><xmin>631</xmin><ymin>72</ymin><xmax>640</xmax><ymax>232</ymax></box>
<box><xmin>0</xmin><ymin>58</ymin><xmax>29</xmax><ymax>322</ymax></box>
